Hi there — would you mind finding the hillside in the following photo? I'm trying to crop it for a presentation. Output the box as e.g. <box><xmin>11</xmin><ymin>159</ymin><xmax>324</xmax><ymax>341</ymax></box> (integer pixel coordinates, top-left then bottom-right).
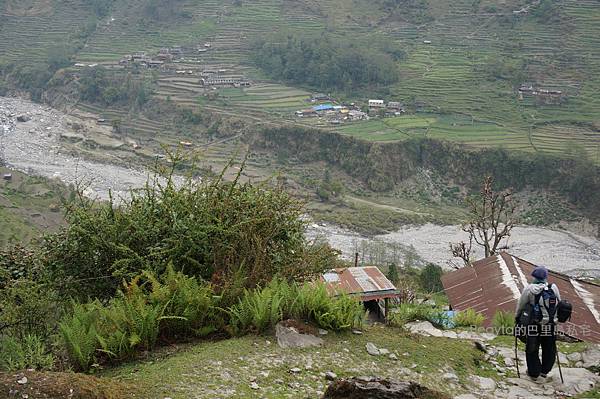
<box><xmin>0</xmin><ymin>167</ymin><xmax>67</xmax><ymax>246</ymax></box>
<box><xmin>1</xmin><ymin>0</ymin><xmax>599</xmax><ymax>239</ymax></box>
<box><xmin>1</xmin><ymin>0</ymin><xmax>599</xmax><ymax>160</ymax></box>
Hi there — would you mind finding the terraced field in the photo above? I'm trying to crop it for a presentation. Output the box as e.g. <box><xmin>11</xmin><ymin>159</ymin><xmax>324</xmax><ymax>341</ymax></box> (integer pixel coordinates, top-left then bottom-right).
<box><xmin>0</xmin><ymin>0</ymin><xmax>598</xmax><ymax>161</ymax></box>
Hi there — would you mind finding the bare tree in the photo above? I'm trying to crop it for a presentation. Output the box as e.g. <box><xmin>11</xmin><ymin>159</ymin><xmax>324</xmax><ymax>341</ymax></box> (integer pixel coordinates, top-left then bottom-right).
<box><xmin>450</xmin><ymin>176</ymin><xmax>517</xmax><ymax>267</ymax></box>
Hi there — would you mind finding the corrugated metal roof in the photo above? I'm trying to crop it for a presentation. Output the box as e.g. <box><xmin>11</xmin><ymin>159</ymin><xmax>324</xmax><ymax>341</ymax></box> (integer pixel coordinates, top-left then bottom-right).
<box><xmin>442</xmin><ymin>253</ymin><xmax>600</xmax><ymax>343</ymax></box>
<box><xmin>312</xmin><ymin>104</ymin><xmax>334</xmax><ymax>111</ymax></box>
<box><xmin>322</xmin><ymin>266</ymin><xmax>400</xmax><ymax>300</ymax></box>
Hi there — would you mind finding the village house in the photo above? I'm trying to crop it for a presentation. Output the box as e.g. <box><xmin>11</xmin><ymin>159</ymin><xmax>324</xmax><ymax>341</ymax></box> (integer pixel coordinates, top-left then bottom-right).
<box><xmin>200</xmin><ymin>77</ymin><xmax>248</xmax><ymax>87</ymax></box>
<box><xmin>368</xmin><ymin>99</ymin><xmax>385</xmax><ymax>108</ymax></box>
<box><xmin>295</xmin><ymin>109</ymin><xmax>318</xmax><ymax>117</ymax></box>
<box><xmin>310</xmin><ymin>93</ymin><xmax>330</xmax><ymax>102</ymax></box>
<box><xmin>348</xmin><ymin>110</ymin><xmax>369</xmax><ymax>121</ymax></box>
<box><xmin>312</xmin><ymin>104</ymin><xmax>335</xmax><ymax>112</ymax></box>
<box><xmin>387</xmin><ymin>101</ymin><xmax>405</xmax><ymax>111</ymax></box>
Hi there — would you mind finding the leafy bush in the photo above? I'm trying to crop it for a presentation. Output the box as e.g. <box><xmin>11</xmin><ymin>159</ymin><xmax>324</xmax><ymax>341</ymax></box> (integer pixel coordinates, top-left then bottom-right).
<box><xmin>454</xmin><ymin>309</ymin><xmax>485</xmax><ymax>328</ymax></box>
<box><xmin>492</xmin><ymin>310</ymin><xmax>515</xmax><ymax>335</ymax></box>
<box><xmin>0</xmin><ymin>335</ymin><xmax>54</xmax><ymax>372</ymax></box>
<box><xmin>419</xmin><ymin>263</ymin><xmax>443</xmax><ymax>293</ymax></box>
<box><xmin>43</xmin><ymin>160</ymin><xmax>337</xmax><ymax>301</ymax></box>
<box><xmin>0</xmin><ymin>245</ymin><xmax>40</xmax><ymax>288</ymax></box>
<box><xmin>0</xmin><ymin>279</ymin><xmax>63</xmax><ymax>341</ymax></box>
<box><xmin>389</xmin><ymin>303</ymin><xmax>448</xmax><ymax>328</ymax></box>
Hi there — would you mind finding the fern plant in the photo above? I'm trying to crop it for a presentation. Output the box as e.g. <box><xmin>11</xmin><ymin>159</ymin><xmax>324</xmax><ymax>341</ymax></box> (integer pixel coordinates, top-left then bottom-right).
<box><xmin>492</xmin><ymin>310</ymin><xmax>515</xmax><ymax>335</ymax></box>
<box><xmin>454</xmin><ymin>308</ymin><xmax>485</xmax><ymax>328</ymax></box>
<box><xmin>59</xmin><ymin>301</ymin><xmax>101</xmax><ymax>371</ymax></box>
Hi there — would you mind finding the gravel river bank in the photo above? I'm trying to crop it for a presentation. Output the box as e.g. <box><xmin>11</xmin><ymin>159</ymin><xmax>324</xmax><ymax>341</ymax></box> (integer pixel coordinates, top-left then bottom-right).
<box><xmin>3</xmin><ymin>96</ymin><xmax>599</xmax><ymax>277</ymax></box>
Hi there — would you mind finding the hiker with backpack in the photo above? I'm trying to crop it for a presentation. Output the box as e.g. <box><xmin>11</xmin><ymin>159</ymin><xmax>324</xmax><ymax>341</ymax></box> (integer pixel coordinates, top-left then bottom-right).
<box><xmin>515</xmin><ymin>266</ymin><xmax>561</xmax><ymax>380</ymax></box>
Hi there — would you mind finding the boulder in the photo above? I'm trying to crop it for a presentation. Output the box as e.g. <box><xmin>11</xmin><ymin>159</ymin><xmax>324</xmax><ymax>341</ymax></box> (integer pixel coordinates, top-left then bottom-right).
<box><xmin>366</xmin><ymin>342</ymin><xmax>381</xmax><ymax>356</ymax></box>
<box><xmin>323</xmin><ymin>377</ymin><xmax>449</xmax><ymax>399</ymax></box>
<box><xmin>469</xmin><ymin>376</ymin><xmax>496</xmax><ymax>391</ymax></box>
<box><xmin>566</xmin><ymin>352</ymin><xmax>583</xmax><ymax>363</ymax></box>
<box><xmin>404</xmin><ymin>321</ymin><xmax>444</xmax><ymax>337</ymax></box>
<box><xmin>582</xmin><ymin>346</ymin><xmax>600</xmax><ymax>368</ymax></box>
<box><xmin>276</xmin><ymin>322</ymin><xmax>323</xmax><ymax>349</ymax></box>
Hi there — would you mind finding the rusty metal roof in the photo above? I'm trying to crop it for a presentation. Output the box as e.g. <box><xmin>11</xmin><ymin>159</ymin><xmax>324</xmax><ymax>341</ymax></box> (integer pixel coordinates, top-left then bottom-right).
<box><xmin>442</xmin><ymin>253</ymin><xmax>600</xmax><ymax>343</ymax></box>
<box><xmin>322</xmin><ymin>266</ymin><xmax>400</xmax><ymax>300</ymax></box>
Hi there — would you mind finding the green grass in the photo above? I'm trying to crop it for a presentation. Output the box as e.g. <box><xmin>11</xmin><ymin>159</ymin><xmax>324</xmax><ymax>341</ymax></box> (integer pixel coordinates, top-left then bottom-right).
<box><xmin>103</xmin><ymin>324</ymin><xmax>500</xmax><ymax>398</ymax></box>
<box><xmin>0</xmin><ymin>168</ymin><xmax>67</xmax><ymax>247</ymax></box>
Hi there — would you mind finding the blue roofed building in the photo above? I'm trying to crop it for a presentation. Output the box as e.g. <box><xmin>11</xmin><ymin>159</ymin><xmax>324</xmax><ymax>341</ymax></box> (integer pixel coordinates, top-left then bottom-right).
<box><xmin>312</xmin><ymin>104</ymin><xmax>334</xmax><ymax>112</ymax></box>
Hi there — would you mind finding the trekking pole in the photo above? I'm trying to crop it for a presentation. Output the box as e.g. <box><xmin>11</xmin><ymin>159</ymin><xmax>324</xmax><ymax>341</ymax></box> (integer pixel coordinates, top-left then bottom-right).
<box><xmin>555</xmin><ymin>341</ymin><xmax>564</xmax><ymax>384</ymax></box>
<box><xmin>514</xmin><ymin>334</ymin><xmax>520</xmax><ymax>378</ymax></box>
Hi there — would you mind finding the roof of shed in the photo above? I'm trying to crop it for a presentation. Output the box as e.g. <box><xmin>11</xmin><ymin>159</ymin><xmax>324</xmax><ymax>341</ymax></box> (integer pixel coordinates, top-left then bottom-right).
<box><xmin>441</xmin><ymin>253</ymin><xmax>600</xmax><ymax>343</ymax></box>
<box><xmin>322</xmin><ymin>266</ymin><xmax>400</xmax><ymax>300</ymax></box>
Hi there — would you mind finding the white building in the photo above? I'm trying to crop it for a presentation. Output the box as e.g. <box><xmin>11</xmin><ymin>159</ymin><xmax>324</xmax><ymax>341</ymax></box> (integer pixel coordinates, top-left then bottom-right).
<box><xmin>368</xmin><ymin>99</ymin><xmax>385</xmax><ymax>108</ymax></box>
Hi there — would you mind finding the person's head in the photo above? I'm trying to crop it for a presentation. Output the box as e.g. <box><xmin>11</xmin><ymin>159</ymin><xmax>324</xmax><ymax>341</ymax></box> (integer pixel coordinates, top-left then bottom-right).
<box><xmin>531</xmin><ymin>266</ymin><xmax>548</xmax><ymax>282</ymax></box>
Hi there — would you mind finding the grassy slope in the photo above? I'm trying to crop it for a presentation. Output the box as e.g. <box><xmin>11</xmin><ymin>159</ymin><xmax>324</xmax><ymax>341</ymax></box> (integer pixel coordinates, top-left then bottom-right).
<box><xmin>0</xmin><ymin>167</ymin><xmax>67</xmax><ymax>246</ymax></box>
<box><xmin>103</xmin><ymin>325</ymin><xmax>501</xmax><ymax>399</ymax></box>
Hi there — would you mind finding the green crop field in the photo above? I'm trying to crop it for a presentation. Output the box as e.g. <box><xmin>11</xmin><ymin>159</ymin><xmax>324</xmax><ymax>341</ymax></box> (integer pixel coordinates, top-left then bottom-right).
<box><xmin>1</xmin><ymin>0</ymin><xmax>599</xmax><ymax>161</ymax></box>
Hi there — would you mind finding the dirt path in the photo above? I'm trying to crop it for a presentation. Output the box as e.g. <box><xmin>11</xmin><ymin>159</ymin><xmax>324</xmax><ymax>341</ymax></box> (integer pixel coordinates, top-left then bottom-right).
<box><xmin>346</xmin><ymin>196</ymin><xmax>432</xmax><ymax>216</ymax></box>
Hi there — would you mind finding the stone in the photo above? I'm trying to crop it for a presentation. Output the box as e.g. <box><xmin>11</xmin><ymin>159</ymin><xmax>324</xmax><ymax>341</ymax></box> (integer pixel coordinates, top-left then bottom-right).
<box><xmin>276</xmin><ymin>322</ymin><xmax>323</xmax><ymax>349</ymax></box>
<box><xmin>352</xmin><ymin>330</ymin><xmax>363</xmax><ymax>335</ymax></box>
<box><xmin>566</xmin><ymin>352</ymin><xmax>583</xmax><ymax>362</ymax></box>
<box><xmin>453</xmin><ymin>395</ymin><xmax>478</xmax><ymax>399</ymax></box>
<box><xmin>388</xmin><ymin>353</ymin><xmax>398</xmax><ymax>360</ymax></box>
<box><xmin>557</xmin><ymin>352</ymin><xmax>568</xmax><ymax>364</ymax></box>
<box><xmin>290</xmin><ymin>367</ymin><xmax>302</xmax><ymax>374</ymax></box>
<box><xmin>404</xmin><ymin>321</ymin><xmax>444</xmax><ymax>337</ymax></box>
<box><xmin>323</xmin><ymin>377</ymin><xmax>445</xmax><ymax>399</ymax></box>
<box><xmin>17</xmin><ymin>377</ymin><xmax>27</xmax><ymax>385</ymax></box>
<box><xmin>582</xmin><ymin>346</ymin><xmax>600</xmax><ymax>368</ymax></box>
<box><xmin>379</xmin><ymin>348</ymin><xmax>390</xmax><ymax>355</ymax></box>
<box><xmin>547</xmin><ymin>367</ymin><xmax>600</xmax><ymax>395</ymax></box>
<box><xmin>443</xmin><ymin>372</ymin><xmax>459</xmax><ymax>382</ymax></box>
<box><xmin>319</xmin><ymin>329</ymin><xmax>329</xmax><ymax>335</ymax></box>
<box><xmin>16</xmin><ymin>115</ymin><xmax>30</xmax><ymax>122</ymax></box>
<box><xmin>249</xmin><ymin>382</ymin><xmax>260</xmax><ymax>390</ymax></box>
<box><xmin>441</xmin><ymin>330</ymin><xmax>458</xmax><ymax>339</ymax></box>
<box><xmin>325</xmin><ymin>371</ymin><xmax>337</xmax><ymax>381</ymax></box>
<box><xmin>469</xmin><ymin>376</ymin><xmax>496</xmax><ymax>391</ymax></box>
<box><xmin>473</xmin><ymin>341</ymin><xmax>487</xmax><ymax>353</ymax></box>
<box><xmin>366</xmin><ymin>342</ymin><xmax>380</xmax><ymax>356</ymax></box>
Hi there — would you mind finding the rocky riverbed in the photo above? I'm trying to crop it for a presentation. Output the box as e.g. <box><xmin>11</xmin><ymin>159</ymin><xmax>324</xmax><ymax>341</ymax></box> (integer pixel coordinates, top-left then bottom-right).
<box><xmin>3</xmin><ymin>96</ymin><xmax>600</xmax><ymax>276</ymax></box>
<box><xmin>0</xmin><ymin>96</ymin><xmax>156</xmax><ymax>200</ymax></box>
<box><xmin>307</xmin><ymin>222</ymin><xmax>600</xmax><ymax>277</ymax></box>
